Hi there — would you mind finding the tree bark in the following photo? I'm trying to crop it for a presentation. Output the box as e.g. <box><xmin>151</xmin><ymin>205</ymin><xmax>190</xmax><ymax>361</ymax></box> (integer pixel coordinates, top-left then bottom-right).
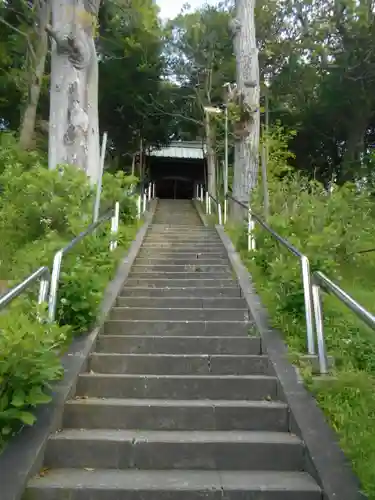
<box><xmin>19</xmin><ymin>1</ymin><xmax>51</xmax><ymax>150</ymax></box>
<box><xmin>205</xmin><ymin>112</ymin><xmax>217</xmax><ymax>198</ymax></box>
<box><xmin>231</xmin><ymin>0</ymin><xmax>260</xmax><ymax>220</ymax></box>
<box><xmin>48</xmin><ymin>0</ymin><xmax>101</xmax><ymax>184</ymax></box>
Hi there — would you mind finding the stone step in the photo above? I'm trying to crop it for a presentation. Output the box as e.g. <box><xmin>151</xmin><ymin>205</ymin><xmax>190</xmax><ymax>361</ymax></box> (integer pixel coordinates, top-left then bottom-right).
<box><xmin>119</xmin><ymin>287</ymin><xmax>242</xmax><ymax>298</ymax></box>
<box><xmin>64</xmin><ymin>398</ymin><xmax>288</xmax><ymax>431</ymax></box>
<box><xmin>142</xmin><ymin>243</ymin><xmax>224</xmax><ymax>249</ymax></box>
<box><xmin>128</xmin><ymin>272</ymin><xmax>232</xmax><ymax>280</ymax></box>
<box><xmin>130</xmin><ymin>264</ymin><xmax>231</xmax><ymax>273</ymax></box>
<box><xmin>125</xmin><ymin>278</ymin><xmax>237</xmax><ymax>287</ymax></box>
<box><xmin>144</xmin><ymin>238</ymin><xmax>222</xmax><ymax>244</ymax></box>
<box><xmin>95</xmin><ymin>335</ymin><xmax>261</xmax><ymax>355</ymax></box>
<box><xmin>26</xmin><ymin>469</ymin><xmax>321</xmax><ymax>500</ymax></box>
<box><xmin>44</xmin><ymin>429</ymin><xmax>303</xmax><ymax>471</ymax></box>
<box><xmin>103</xmin><ymin>320</ymin><xmax>253</xmax><ymax>336</ymax></box>
<box><xmin>137</xmin><ymin>251</ymin><xmax>228</xmax><ymax>258</ymax></box>
<box><xmin>116</xmin><ymin>297</ymin><xmax>247</xmax><ymax>309</ymax></box>
<box><xmin>109</xmin><ymin>307</ymin><xmax>249</xmax><ymax>322</ymax></box>
<box><xmin>76</xmin><ymin>374</ymin><xmax>279</xmax><ymax>400</ymax></box>
<box><xmin>89</xmin><ymin>354</ymin><xmax>271</xmax><ymax>375</ymax></box>
<box><xmin>135</xmin><ymin>258</ymin><xmax>229</xmax><ymax>265</ymax></box>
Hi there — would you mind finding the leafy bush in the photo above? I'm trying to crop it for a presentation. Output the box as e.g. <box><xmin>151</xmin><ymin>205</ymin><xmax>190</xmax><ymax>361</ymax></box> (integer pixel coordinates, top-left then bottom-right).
<box><xmin>0</xmin><ymin>142</ymin><xmax>139</xmax><ymax>450</ymax></box>
<box><xmin>227</xmin><ymin>125</ymin><xmax>375</xmax><ymax>498</ymax></box>
<box><xmin>0</xmin><ymin>307</ymin><xmax>68</xmax><ymax>448</ymax></box>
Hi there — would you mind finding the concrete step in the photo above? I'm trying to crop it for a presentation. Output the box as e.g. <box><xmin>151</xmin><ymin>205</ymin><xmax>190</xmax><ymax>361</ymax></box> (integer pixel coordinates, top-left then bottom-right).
<box><xmin>128</xmin><ymin>272</ymin><xmax>232</xmax><ymax>280</ymax></box>
<box><xmin>64</xmin><ymin>398</ymin><xmax>288</xmax><ymax>431</ymax></box>
<box><xmin>109</xmin><ymin>308</ymin><xmax>250</xmax><ymax>322</ymax></box>
<box><xmin>144</xmin><ymin>239</ymin><xmax>222</xmax><ymax>245</ymax></box>
<box><xmin>119</xmin><ymin>286</ymin><xmax>242</xmax><ymax>298</ymax></box>
<box><xmin>26</xmin><ymin>469</ymin><xmax>321</xmax><ymax>500</ymax></box>
<box><xmin>142</xmin><ymin>243</ymin><xmax>224</xmax><ymax>249</ymax></box>
<box><xmin>125</xmin><ymin>278</ymin><xmax>237</xmax><ymax>287</ymax></box>
<box><xmin>103</xmin><ymin>320</ymin><xmax>253</xmax><ymax>336</ymax></box>
<box><xmin>89</xmin><ymin>354</ymin><xmax>271</xmax><ymax>375</ymax></box>
<box><xmin>95</xmin><ymin>335</ymin><xmax>261</xmax><ymax>355</ymax></box>
<box><xmin>137</xmin><ymin>251</ymin><xmax>228</xmax><ymax>258</ymax></box>
<box><xmin>76</xmin><ymin>374</ymin><xmax>279</xmax><ymax>400</ymax></box>
<box><xmin>135</xmin><ymin>258</ymin><xmax>229</xmax><ymax>265</ymax></box>
<box><xmin>44</xmin><ymin>429</ymin><xmax>303</xmax><ymax>471</ymax></box>
<box><xmin>116</xmin><ymin>297</ymin><xmax>247</xmax><ymax>308</ymax></box>
<box><xmin>130</xmin><ymin>264</ymin><xmax>231</xmax><ymax>273</ymax></box>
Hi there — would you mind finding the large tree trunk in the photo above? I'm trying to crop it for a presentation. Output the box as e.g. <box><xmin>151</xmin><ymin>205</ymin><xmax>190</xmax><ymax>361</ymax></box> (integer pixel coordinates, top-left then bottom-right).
<box><xmin>205</xmin><ymin>112</ymin><xmax>217</xmax><ymax>198</ymax></box>
<box><xmin>231</xmin><ymin>0</ymin><xmax>260</xmax><ymax>220</ymax></box>
<box><xmin>19</xmin><ymin>1</ymin><xmax>51</xmax><ymax>150</ymax></box>
<box><xmin>48</xmin><ymin>0</ymin><xmax>101</xmax><ymax>184</ymax></box>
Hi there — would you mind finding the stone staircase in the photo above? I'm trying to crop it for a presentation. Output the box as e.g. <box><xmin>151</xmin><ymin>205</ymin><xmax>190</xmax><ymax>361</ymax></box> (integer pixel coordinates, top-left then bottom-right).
<box><xmin>26</xmin><ymin>199</ymin><xmax>322</xmax><ymax>499</ymax></box>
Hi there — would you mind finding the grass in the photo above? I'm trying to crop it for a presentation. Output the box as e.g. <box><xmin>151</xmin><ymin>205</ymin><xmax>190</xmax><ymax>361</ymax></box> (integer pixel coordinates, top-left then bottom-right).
<box><xmin>227</xmin><ymin>224</ymin><xmax>375</xmax><ymax>500</ymax></box>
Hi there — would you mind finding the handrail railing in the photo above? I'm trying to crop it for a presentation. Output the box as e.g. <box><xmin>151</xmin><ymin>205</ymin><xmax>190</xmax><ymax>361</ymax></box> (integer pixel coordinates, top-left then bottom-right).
<box><xmin>312</xmin><ymin>271</ymin><xmax>375</xmax><ymax>374</ymax></box>
<box><xmin>226</xmin><ymin>192</ymin><xmax>315</xmax><ymax>357</ymax></box>
<box><xmin>205</xmin><ymin>191</ymin><xmax>223</xmax><ymax>225</ymax></box>
<box><xmin>0</xmin><ymin>266</ymin><xmax>50</xmax><ymax>312</ymax></box>
<box><xmin>48</xmin><ymin>203</ymin><xmax>120</xmax><ymax>322</ymax></box>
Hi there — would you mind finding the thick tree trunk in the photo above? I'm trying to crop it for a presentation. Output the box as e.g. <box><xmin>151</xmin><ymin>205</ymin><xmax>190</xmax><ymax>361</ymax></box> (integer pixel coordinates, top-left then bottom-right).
<box><xmin>19</xmin><ymin>1</ymin><xmax>51</xmax><ymax>150</ymax></box>
<box><xmin>205</xmin><ymin>112</ymin><xmax>217</xmax><ymax>198</ymax></box>
<box><xmin>48</xmin><ymin>0</ymin><xmax>101</xmax><ymax>184</ymax></box>
<box><xmin>231</xmin><ymin>0</ymin><xmax>260</xmax><ymax>220</ymax></box>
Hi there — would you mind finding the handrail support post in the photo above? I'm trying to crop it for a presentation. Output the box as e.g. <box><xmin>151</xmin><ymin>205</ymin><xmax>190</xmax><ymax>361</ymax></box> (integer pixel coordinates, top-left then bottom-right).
<box><xmin>312</xmin><ymin>282</ymin><xmax>329</xmax><ymax>374</ymax></box>
<box><xmin>301</xmin><ymin>256</ymin><xmax>315</xmax><ymax>355</ymax></box>
<box><xmin>48</xmin><ymin>250</ymin><xmax>63</xmax><ymax>323</ymax></box>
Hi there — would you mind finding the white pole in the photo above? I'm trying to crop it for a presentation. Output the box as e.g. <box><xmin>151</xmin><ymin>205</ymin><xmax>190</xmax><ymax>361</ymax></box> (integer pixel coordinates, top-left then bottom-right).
<box><xmin>205</xmin><ymin>191</ymin><xmax>209</xmax><ymax>213</ymax></box>
<box><xmin>148</xmin><ymin>183</ymin><xmax>151</xmax><ymax>201</ymax></box>
<box><xmin>93</xmin><ymin>131</ymin><xmax>108</xmax><ymax>223</ymax></box>
<box><xmin>224</xmin><ymin>106</ymin><xmax>228</xmax><ymax>197</ymax></box>
<box><xmin>143</xmin><ymin>192</ymin><xmax>147</xmax><ymax>212</ymax></box>
<box><xmin>137</xmin><ymin>195</ymin><xmax>141</xmax><ymax>219</ymax></box>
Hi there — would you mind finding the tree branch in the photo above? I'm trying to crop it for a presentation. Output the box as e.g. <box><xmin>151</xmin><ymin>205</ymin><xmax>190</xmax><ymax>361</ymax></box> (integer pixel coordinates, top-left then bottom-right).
<box><xmin>0</xmin><ymin>16</ymin><xmax>36</xmax><ymax>61</ymax></box>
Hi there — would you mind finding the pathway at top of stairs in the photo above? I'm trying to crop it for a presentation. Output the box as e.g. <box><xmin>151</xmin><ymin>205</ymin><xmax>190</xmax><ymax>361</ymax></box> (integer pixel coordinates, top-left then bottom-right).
<box><xmin>26</xmin><ymin>199</ymin><xmax>322</xmax><ymax>500</ymax></box>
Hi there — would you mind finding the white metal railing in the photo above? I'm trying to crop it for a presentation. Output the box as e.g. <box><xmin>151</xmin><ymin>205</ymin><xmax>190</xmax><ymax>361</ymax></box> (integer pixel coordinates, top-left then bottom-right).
<box><xmin>0</xmin><ymin>266</ymin><xmax>50</xmax><ymax>313</ymax></box>
<box><xmin>312</xmin><ymin>272</ymin><xmax>375</xmax><ymax>375</ymax></box>
<box><xmin>205</xmin><ymin>191</ymin><xmax>223</xmax><ymax>225</ymax></box>
<box><xmin>48</xmin><ymin>203</ymin><xmax>120</xmax><ymax>322</ymax></box>
<box><xmin>138</xmin><ymin>181</ymin><xmax>156</xmax><ymax>218</ymax></box>
<box><xmin>226</xmin><ymin>193</ymin><xmax>315</xmax><ymax>361</ymax></box>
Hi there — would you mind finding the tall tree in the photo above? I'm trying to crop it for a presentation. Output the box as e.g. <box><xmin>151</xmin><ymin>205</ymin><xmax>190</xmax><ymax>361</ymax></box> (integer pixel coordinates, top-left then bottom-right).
<box><xmin>47</xmin><ymin>0</ymin><xmax>101</xmax><ymax>182</ymax></box>
<box><xmin>231</xmin><ymin>0</ymin><xmax>260</xmax><ymax>215</ymax></box>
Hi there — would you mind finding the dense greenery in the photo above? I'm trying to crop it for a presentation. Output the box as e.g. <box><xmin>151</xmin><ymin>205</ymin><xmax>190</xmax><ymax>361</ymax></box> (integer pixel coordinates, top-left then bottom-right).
<box><xmin>227</xmin><ymin>127</ymin><xmax>375</xmax><ymax>499</ymax></box>
<box><xmin>0</xmin><ymin>135</ymin><xmax>139</xmax><ymax>449</ymax></box>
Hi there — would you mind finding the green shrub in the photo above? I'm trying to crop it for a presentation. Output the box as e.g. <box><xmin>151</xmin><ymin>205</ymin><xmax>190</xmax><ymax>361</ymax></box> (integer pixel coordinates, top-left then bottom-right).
<box><xmin>0</xmin><ymin>142</ymin><xmax>139</xmax><ymax>450</ymax></box>
<box><xmin>0</xmin><ymin>307</ymin><xmax>68</xmax><ymax>449</ymax></box>
<box><xmin>227</xmin><ymin>124</ymin><xmax>375</xmax><ymax>499</ymax></box>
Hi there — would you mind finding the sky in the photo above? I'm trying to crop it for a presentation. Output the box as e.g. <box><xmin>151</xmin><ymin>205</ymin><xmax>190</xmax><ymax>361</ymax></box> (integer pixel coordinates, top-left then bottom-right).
<box><xmin>156</xmin><ymin>0</ymin><xmax>217</xmax><ymax>21</ymax></box>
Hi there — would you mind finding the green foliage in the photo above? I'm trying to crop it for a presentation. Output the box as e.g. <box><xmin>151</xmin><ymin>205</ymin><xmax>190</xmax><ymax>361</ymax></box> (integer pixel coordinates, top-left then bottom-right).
<box><xmin>227</xmin><ymin>126</ymin><xmax>375</xmax><ymax>498</ymax></box>
<box><xmin>0</xmin><ymin>144</ymin><xmax>139</xmax><ymax>449</ymax></box>
<box><xmin>0</xmin><ymin>307</ymin><xmax>68</xmax><ymax>448</ymax></box>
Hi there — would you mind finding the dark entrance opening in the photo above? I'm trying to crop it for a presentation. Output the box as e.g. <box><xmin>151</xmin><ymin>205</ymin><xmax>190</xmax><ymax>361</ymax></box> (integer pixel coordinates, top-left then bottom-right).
<box><xmin>146</xmin><ymin>142</ymin><xmax>206</xmax><ymax>200</ymax></box>
<box><xmin>156</xmin><ymin>178</ymin><xmax>194</xmax><ymax>199</ymax></box>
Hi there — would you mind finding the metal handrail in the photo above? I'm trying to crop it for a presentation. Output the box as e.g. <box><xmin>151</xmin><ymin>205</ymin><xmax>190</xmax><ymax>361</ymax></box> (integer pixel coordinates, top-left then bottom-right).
<box><xmin>48</xmin><ymin>202</ymin><xmax>120</xmax><ymax>322</ymax></box>
<box><xmin>0</xmin><ymin>266</ymin><xmax>50</xmax><ymax>312</ymax></box>
<box><xmin>205</xmin><ymin>191</ymin><xmax>223</xmax><ymax>225</ymax></box>
<box><xmin>226</xmin><ymin>192</ymin><xmax>315</xmax><ymax>357</ymax></box>
<box><xmin>312</xmin><ymin>271</ymin><xmax>375</xmax><ymax>374</ymax></box>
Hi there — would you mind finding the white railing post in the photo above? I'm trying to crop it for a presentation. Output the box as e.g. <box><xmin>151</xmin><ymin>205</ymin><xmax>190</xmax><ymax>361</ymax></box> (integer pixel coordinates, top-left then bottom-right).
<box><xmin>148</xmin><ymin>183</ymin><xmax>151</xmax><ymax>201</ymax></box>
<box><xmin>248</xmin><ymin>211</ymin><xmax>256</xmax><ymax>251</ymax></box>
<box><xmin>143</xmin><ymin>191</ymin><xmax>147</xmax><ymax>212</ymax></box>
<box><xmin>152</xmin><ymin>182</ymin><xmax>156</xmax><ymax>198</ymax></box>
<box><xmin>137</xmin><ymin>195</ymin><xmax>141</xmax><ymax>219</ymax></box>
<box><xmin>218</xmin><ymin>202</ymin><xmax>222</xmax><ymax>225</ymax></box>
<box><xmin>38</xmin><ymin>277</ymin><xmax>49</xmax><ymax>305</ymax></box>
<box><xmin>48</xmin><ymin>251</ymin><xmax>63</xmax><ymax>322</ymax></box>
<box><xmin>200</xmin><ymin>185</ymin><xmax>204</xmax><ymax>202</ymax></box>
<box><xmin>208</xmin><ymin>196</ymin><xmax>212</xmax><ymax>215</ymax></box>
<box><xmin>110</xmin><ymin>201</ymin><xmax>120</xmax><ymax>251</ymax></box>
<box><xmin>301</xmin><ymin>256</ymin><xmax>315</xmax><ymax>355</ymax></box>
<box><xmin>312</xmin><ymin>282</ymin><xmax>328</xmax><ymax>373</ymax></box>
<box><xmin>224</xmin><ymin>199</ymin><xmax>228</xmax><ymax>224</ymax></box>
<box><xmin>205</xmin><ymin>191</ymin><xmax>209</xmax><ymax>213</ymax></box>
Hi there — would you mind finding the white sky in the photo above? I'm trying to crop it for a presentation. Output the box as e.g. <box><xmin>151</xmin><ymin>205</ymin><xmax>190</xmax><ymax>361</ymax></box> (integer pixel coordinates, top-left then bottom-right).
<box><xmin>156</xmin><ymin>0</ymin><xmax>218</xmax><ymax>20</ymax></box>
